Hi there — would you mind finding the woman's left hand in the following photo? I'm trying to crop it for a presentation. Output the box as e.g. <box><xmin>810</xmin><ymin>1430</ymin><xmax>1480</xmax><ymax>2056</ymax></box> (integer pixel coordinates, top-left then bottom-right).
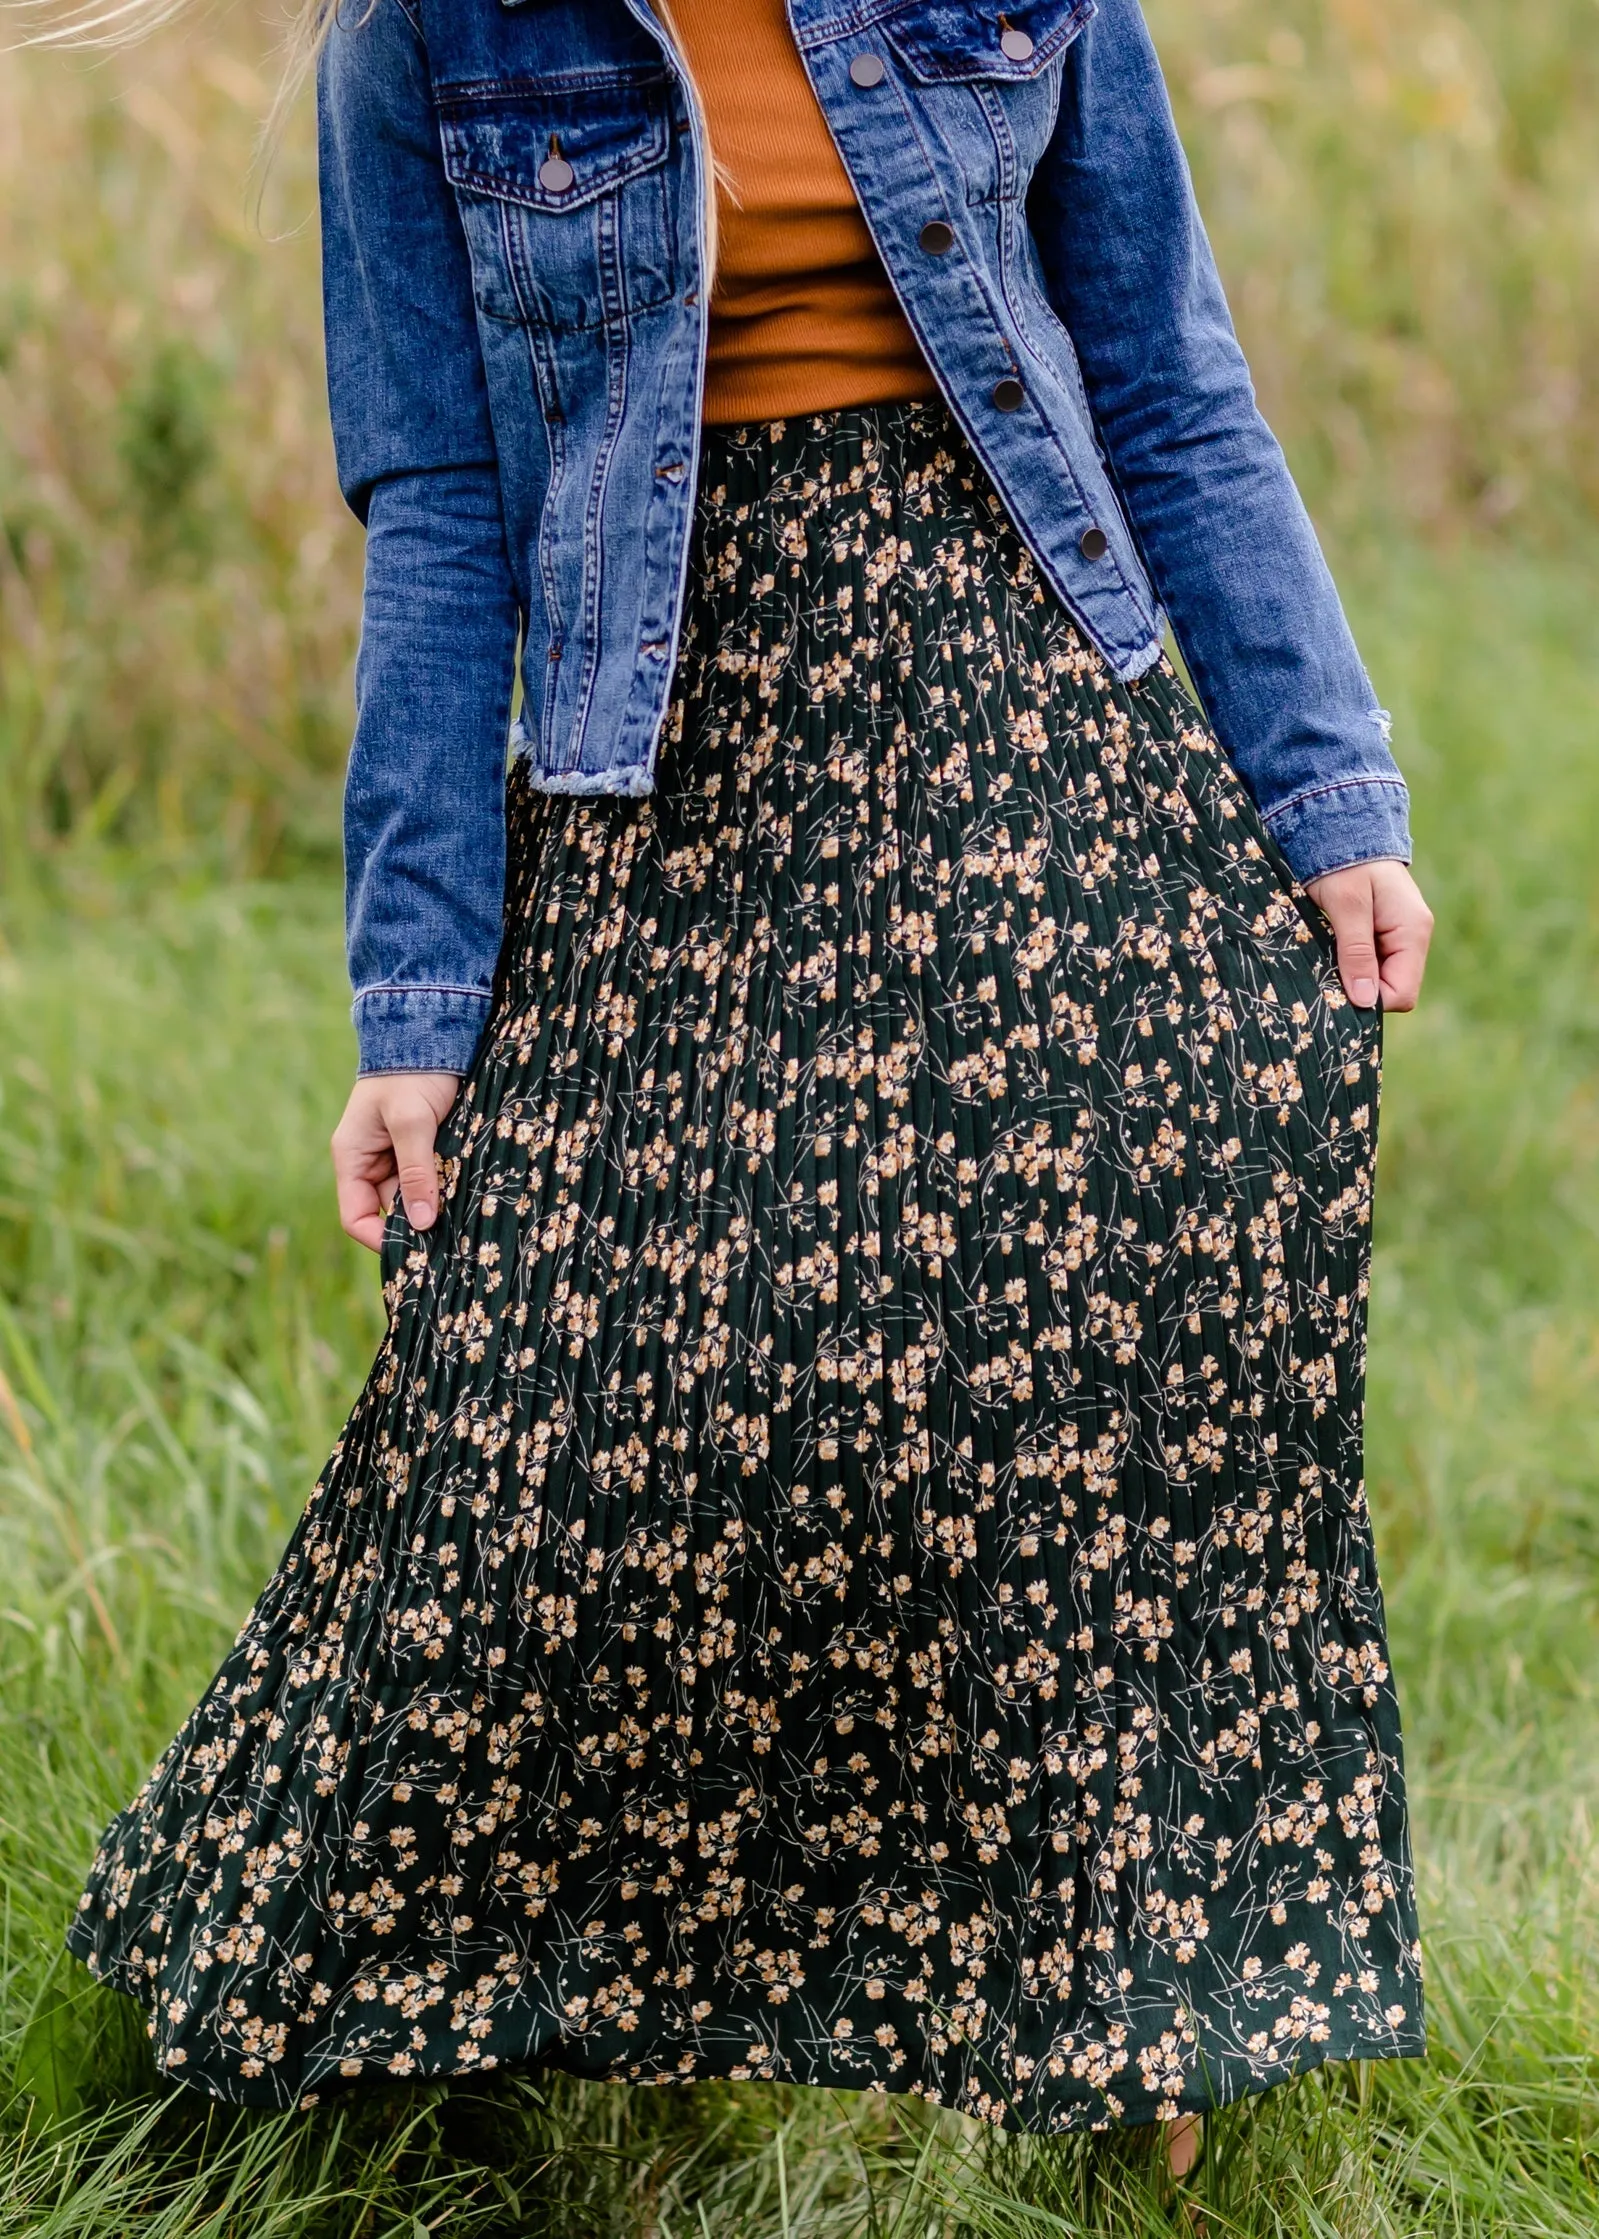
<box><xmin>1304</xmin><ymin>858</ymin><xmax>1434</xmax><ymax>1014</ymax></box>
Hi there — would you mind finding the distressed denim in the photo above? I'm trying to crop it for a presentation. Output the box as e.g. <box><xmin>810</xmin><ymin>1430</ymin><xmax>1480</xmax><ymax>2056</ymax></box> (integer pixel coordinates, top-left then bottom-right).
<box><xmin>319</xmin><ymin>0</ymin><xmax>1412</xmax><ymax>1074</ymax></box>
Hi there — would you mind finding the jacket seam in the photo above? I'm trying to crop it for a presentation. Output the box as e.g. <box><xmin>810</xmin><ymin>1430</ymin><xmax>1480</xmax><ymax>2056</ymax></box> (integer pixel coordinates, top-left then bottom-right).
<box><xmin>437</xmin><ymin>66</ymin><xmax>671</xmax><ymax>104</ymax></box>
<box><xmin>564</xmin><ymin>213</ymin><xmax>633</xmax><ymax>772</ymax></box>
<box><xmin>1261</xmin><ymin>775</ymin><xmax>1408</xmax><ymax>825</ymax></box>
<box><xmin>791</xmin><ymin>0</ymin><xmax>1091</xmax><ymax>52</ymax></box>
<box><xmin>801</xmin><ymin>43</ymin><xmax>1153</xmax><ymax>663</ymax></box>
<box><xmin>512</xmin><ymin>254</ymin><xmax>570</xmax><ymax>770</ymax></box>
<box><xmin>621</xmin><ymin>0</ymin><xmax>712</xmax><ymax>789</ymax></box>
<box><xmin>354</xmin><ymin>984</ymin><xmax>493</xmax><ymax>1003</ymax></box>
<box><xmin>992</xmin><ymin>193</ymin><xmax>1157</xmax><ymax>635</ymax></box>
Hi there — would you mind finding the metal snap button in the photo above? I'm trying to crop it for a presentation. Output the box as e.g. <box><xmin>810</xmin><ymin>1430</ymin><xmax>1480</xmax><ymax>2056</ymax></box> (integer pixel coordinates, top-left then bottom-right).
<box><xmin>1079</xmin><ymin>525</ymin><xmax>1110</xmax><ymax>561</ymax></box>
<box><xmin>1000</xmin><ymin>26</ymin><xmax>1035</xmax><ymax>61</ymax></box>
<box><xmin>849</xmin><ymin>52</ymin><xmax>887</xmax><ymax>87</ymax></box>
<box><xmin>538</xmin><ymin>154</ymin><xmax>575</xmax><ymax>194</ymax></box>
<box><xmin>919</xmin><ymin>219</ymin><xmax>955</xmax><ymax>255</ymax></box>
<box><xmin>992</xmin><ymin>376</ymin><xmax>1025</xmax><ymax>411</ymax></box>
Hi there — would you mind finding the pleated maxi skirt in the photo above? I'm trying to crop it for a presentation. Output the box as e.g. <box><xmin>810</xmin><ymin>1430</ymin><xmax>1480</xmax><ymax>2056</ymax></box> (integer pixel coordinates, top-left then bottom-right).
<box><xmin>69</xmin><ymin>402</ymin><xmax>1425</xmax><ymax>2128</ymax></box>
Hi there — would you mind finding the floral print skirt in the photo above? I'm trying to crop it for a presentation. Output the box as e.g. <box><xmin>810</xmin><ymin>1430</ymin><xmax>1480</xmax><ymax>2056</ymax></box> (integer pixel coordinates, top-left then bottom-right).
<box><xmin>69</xmin><ymin>402</ymin><xmax>1424</xmax><ymax>2126</ymax></box>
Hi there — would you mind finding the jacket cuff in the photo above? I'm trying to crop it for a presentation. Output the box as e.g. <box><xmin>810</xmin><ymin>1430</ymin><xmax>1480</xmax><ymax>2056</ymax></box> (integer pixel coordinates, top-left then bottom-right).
<box><xmin>1263</xmin><ymin>778</ymin><xmax>1413</xmax><ymax>884</ymax></box>
<box><xmin>353</xmin><ymin>986</ymin><xmax>491</xmax><ymax>1077</ymax></box>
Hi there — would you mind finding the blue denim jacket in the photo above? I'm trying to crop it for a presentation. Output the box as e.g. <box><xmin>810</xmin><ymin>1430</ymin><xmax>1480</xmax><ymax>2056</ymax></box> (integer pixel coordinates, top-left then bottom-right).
<box><xmin>319</xmin><ymin>0</ymin><xmax>1412</xmax><ymax>1075</ymax></box>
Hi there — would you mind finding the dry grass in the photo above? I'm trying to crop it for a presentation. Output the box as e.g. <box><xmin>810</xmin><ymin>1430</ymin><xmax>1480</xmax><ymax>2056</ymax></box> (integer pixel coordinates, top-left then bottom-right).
<box><xmin>1</xmin><ymin>3</ymin><xmax>1597</xmax><ymax>2231</ymax></box>
<box><xmin>0</xmin><ymin>16</ymin><xmax>357</xmax><ymax>890</ymax></box>
<box><xmin>1</xmin><ymin>0</ymin><xmax>1596</xmax><ymax>884</ymax></box>
<box><xmin>1155</xmin><ymin>0</ymin><xmax>1599</xmax><ymax>538</ymax></box>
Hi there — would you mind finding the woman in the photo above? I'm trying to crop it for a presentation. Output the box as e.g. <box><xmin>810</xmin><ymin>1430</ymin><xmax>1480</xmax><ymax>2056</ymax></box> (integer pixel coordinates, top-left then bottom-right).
<box><xmin>67</xmin><ymin>0</ymin><xmax>1432</xmax><ymax>2157</ymax></box>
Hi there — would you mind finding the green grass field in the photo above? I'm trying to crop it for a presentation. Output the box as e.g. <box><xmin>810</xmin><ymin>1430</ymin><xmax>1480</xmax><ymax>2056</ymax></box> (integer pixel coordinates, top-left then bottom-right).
<box><xmin>2</xmin><ymin>539</ymin><xmax>1594</xmax><ymax>2236</ymax></box>
<box><xmin>2</xmin><ymin>0</ymin><xmax>1598</xmax><ymax>2228</ymax></box>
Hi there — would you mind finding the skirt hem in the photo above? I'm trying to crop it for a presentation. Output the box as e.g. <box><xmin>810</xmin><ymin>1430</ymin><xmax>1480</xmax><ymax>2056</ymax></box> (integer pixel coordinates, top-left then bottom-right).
<box><xmin>66</xmin><ymin>1927</ymin><xmax>1425</xmax><ymax>2131</ymax></box>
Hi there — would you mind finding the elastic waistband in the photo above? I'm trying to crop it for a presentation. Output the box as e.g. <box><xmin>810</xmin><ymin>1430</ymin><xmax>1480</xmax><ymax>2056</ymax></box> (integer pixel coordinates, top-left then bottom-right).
<box><xmin>696</xmin><ymin>397</ymin><xmax>965</xmax><ymax>501</ymax></box>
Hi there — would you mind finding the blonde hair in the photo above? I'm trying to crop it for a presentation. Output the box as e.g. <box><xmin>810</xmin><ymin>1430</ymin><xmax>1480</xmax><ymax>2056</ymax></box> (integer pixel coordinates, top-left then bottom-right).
<box><xmin>8</xmin><ymin>0</ymin><xmax>722</xmax><ymax>274</ymax></box>
<box><xmin>651</xmin><ymin>0</ymin><xmax>721</xmax><ymax>280</ymax></box>
<box><xmin>5</xmin><ymin>0</ymin><xmax>338</xmax><ymax>159</ymax></box>
<box><xmin>5</xmin><ymin>0</ymin><xmax>334</xmax><ymax>46</ymax></box>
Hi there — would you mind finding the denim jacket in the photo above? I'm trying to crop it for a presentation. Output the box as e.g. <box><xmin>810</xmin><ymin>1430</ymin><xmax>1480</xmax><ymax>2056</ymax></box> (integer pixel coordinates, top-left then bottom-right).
<box><xmin>319</xmin><ymin>0</ymin><xmax>1412</xmax><ymax>1075</ymax></box>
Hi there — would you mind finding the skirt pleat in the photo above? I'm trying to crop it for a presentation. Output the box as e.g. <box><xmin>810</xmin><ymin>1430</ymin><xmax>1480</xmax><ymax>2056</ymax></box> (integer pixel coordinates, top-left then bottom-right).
<box><xmin>69</xmin><ymin>402</ymin><xmax>1423</xmax><ymax>2126</ymax></box>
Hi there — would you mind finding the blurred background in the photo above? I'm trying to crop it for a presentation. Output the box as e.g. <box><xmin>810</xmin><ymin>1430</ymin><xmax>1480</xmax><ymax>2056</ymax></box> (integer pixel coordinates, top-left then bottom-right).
<box><xmin>1</xmin><ymin>3</ymin><xmax>1596</xmax><ymax>2232</ymax></box>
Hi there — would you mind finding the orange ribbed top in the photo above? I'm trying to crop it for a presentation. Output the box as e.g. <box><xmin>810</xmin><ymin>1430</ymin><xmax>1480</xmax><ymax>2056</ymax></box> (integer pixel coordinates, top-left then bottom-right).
<box><xmin>668</xmin><ymin>0</ymin><xmax>939</xmax><ymax>425</ymax></box>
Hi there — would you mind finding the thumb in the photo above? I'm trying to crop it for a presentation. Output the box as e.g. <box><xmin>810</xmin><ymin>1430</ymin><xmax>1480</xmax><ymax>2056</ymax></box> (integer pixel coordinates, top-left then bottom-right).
<box><xmin>1322</xmin><ymin>881</ymin><xmax>1381</xmax><ymax>1010</ymax></box>
<box><xmin>387</xmin><ymin>1098</ymin><xmax>442</xmax><ymax>1231</ymax></box>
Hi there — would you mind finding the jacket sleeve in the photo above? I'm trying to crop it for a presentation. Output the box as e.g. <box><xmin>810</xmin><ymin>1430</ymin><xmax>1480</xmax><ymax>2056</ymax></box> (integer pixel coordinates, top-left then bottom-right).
<box><xmin>319</xmin><ymin>0</ymin><xmax>521</xmax><ymax>1075</ymax></box>
<box><xmin>1028</xmin><ymin>0</ymin><xmax>1411</xmax><ymax>882</ymax></box>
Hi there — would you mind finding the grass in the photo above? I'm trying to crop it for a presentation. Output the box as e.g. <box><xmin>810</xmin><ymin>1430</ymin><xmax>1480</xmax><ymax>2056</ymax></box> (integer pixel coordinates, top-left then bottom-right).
<box><xmin>2</xmin><ymin>0</ymin><xmax>1596</xmax><ymax>892</ymax></box>
<box><xmin>0</xmin><ymin>534</ymin><xmax>1595</xmax><ymax>2233</ymax></box>
<box><xmin>1156</xmin><ymin>0</ymin><xmax>1599</xmax><ymax>542</ymax></box>
<box><xmin>2</xmin><ymin>0</ymin><xmax>1598</xmax><ymax>2228</ymax></box>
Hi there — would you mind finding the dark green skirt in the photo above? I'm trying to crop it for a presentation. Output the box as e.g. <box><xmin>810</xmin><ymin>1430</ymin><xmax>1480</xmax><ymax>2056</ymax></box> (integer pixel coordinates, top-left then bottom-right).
<box><xmin>70</xmin><ymin>402</ymin><xmax>1424</xmax><ymax>2128</ymax></box>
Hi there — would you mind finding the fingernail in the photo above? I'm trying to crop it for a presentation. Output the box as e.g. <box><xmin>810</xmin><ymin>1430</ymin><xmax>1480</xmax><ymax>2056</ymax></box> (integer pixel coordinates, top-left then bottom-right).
<box><xmin>1352</xmin><ymin>978</ymin><xmax>1378</xmax><ymax>1007</ymax></box>
<box><xmin>411</xmin><ymin>1203</ymin><xmax>435</xmax><ymax>1231</ymax></box>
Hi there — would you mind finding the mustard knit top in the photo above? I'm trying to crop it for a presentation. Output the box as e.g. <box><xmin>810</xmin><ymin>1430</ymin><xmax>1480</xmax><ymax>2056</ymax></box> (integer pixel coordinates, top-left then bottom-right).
<box><xmin>669</xmin><ymin>0</ymin><xmax>940</xmax><ymax>424</ymax></box>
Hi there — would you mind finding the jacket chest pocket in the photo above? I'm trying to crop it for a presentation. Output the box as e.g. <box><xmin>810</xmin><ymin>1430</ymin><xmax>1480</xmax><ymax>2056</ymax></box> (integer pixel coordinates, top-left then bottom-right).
<box><xmin>439</xmin><ymin>77</ymin><xmax>678</xmax><ymax>333</ymax></box>
<box><xmin>880</xmin><ymin>0</ymin><xmax>1092</xmax><ymax>201</ymax></box>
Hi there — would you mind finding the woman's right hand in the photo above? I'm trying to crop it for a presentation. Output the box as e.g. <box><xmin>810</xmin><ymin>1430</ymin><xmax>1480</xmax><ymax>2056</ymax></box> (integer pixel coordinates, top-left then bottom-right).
<box><xmin>331</xmin><ymin>1072</ymin><xmax>462</xmax><ymax>1252</ymax></box>
<box><xmin>1304</xmin><ymin>858</ymin><xmax>1433</xmax><ymax>1014</ymax></box>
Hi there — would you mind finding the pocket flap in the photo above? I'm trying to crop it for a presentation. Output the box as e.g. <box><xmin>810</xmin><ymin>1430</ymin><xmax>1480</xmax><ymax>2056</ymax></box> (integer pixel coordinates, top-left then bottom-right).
<box><xmin>440</xmin><ymin>78</ymin><xmax>671</xmax><ymax>212</ymax></box>
<box><xmin>881</xmin><ymin>0</ymin><xmax>1096</xmax><ymax>82</ymax></box>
